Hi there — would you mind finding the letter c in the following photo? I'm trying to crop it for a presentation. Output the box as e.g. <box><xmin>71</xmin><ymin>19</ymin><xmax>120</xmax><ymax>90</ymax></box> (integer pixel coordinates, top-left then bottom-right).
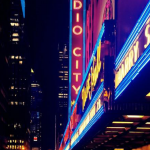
<box><xmin>73</xmin><ymin>47</ymin><xmax>81</xmax><ymax>57</ymax></box>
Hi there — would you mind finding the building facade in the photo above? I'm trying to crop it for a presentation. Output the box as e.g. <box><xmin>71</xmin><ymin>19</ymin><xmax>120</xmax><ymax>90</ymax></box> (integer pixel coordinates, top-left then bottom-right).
<box><xmin>56</xmin><ymin>43</ymin><xmax>69</xmax><ymax>149</ymax></box>
<box><xmin>0</xmin><ymin>0</ymin><xmax>10</xmax><ymax>149</ymax></box>
<box><xmin>30</xmin><ymin>69</ymin><xmax>42</xmax><ymax>150</ymax></box>
<box><xmin>7</xmin><ymin>0</ymin><xmax>30</xmax><ymax>149</ymax></box>
<box><xmin>59</xmin><ymin>0</ymin><xmax>150</xmax><ymax>150</ymax></box>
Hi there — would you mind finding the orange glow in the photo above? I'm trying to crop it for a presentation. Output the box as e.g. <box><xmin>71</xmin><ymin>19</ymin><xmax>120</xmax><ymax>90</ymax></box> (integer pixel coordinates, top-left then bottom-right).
<box><xmin>73</xmin><ymin>47</ymin><xmax>81</xmax><ymax>57</ymax></box>
<box><xmin>73</xmin><ymin>73</ymin><xmax>81</xmax><ymax>82</ymax></box>
<box><xmin>73</xmin><ymin>0</ymin><xmax>82</xmax><ymax>10</ymax></box>
<box><xmin>73</xmin><ymin>25</ymin><xmax>83</xmax><ymax>35</ymax></box>
<box><xmin>76</xmin><ymin>13</ymin><xmax>79</xmax><ymax>22</ymax></box>
<box><xmin>72</xmin><ymin>85</ymin><xmax>80</xmax><ymax>94</ymax></box>
<box><xmin>76</xmin><ymin>60</ymin><xmax>79</xmax><ymax>69</ymax></box>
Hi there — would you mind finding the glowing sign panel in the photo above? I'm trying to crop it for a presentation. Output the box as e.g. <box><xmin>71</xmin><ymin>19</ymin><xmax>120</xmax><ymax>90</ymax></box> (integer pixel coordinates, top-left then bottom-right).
<box><xmin>115</xmin><ymin>18</ymin><xmax>150</xmax><ymax>88</ymax></box>
<box><xmin>71</xmin><ymin>0</ymin><xmax>83</xmax><ymax>109</ymax></box>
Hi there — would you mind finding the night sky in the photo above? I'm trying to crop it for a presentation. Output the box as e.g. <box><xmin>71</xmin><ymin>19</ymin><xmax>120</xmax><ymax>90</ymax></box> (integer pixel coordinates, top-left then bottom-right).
<box><xmin>26</xmin><ymin>0</ymin><xmax>69</xmax><ymax>149</ymax></box>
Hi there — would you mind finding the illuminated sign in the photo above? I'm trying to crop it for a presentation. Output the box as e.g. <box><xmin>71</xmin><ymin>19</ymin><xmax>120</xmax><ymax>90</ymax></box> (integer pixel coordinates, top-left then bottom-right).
<box><xmin>115</xmin><ymin>1</ymin><xmax>150</xmax><ymax>99</ymax></box>
<box><xmin>33</xmin><ymin>136</ymin><xmax>37</xmax><ymax>141</ymax></box>
<box><xmin>66</xmin><ymin>82</ymin><xmax>104</xmax><ymax>150</ymax></box>
<box><xmin>115</xmin><ymin>18</ymin><xmax>150</xmax><ymax>88</ymax></box>
<box><xmin>70</xmin><ymin>0</ymin><xmax>84</xmax><ymax>111</ymax></box>
<box><xmin>82</xmin><ymin>41</ymin><xmax>102</xmax><ymax>111</ymax></box>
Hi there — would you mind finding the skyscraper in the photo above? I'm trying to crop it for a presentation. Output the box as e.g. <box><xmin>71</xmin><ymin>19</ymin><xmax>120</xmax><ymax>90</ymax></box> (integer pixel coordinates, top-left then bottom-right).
<box><xmin>7</xmin><ymin>0</ymin><xmax>30</xmax><ymax>149</ymax></box>
<box><xmin>0</xmin><ymin>0</ymin><xmax>10</xmax><ymax>149</ymax></box>
<box><xmin>56</xmin><ymin>43</ymin><xmax>69</xmax><ymax>149</ymax></box>
<box><xmin>30</xmin><ymin>69</ymin><xmax>42</xmax><ymax>150</ymax></box>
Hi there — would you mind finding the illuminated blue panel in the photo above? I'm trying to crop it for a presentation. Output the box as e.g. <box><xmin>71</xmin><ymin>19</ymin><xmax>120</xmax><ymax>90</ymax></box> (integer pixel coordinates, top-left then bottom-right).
<box><xmin>68</xmin><ymin>0</ymin><xmax>73</xmax><ymax>119</ymax></box>
<box><xmin>115</xmin><ymin>2</ymin><xmax>150</xmax><ymax>69</ymax></box>
<box><xmin>64</xmin><ymin>82</ymin><xmax>104</xmax><ymax>150</ymax></box>
<box><xmin>115</xmin><ymin>44</ymin><xmax>150</xmax><ymax>100</ymax></box>
<box><xmin>83</xmin><ymin>0</ymin><xmax>86</xmax><ymax>76</ymax></box>
<box><xmin>20</xmin><ymin>0</ymin><xmax>25</xmax><ymax>18</ymax></box>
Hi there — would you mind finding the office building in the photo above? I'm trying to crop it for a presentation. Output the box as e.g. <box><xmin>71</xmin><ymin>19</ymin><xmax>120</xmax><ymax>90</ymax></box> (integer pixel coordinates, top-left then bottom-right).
<box><xmin>56</xmin><ymin>43</ymin><xmax>69</xmax><ymax>149</ymax></box>
<box><xmin>0</xmin><ymin>0</ymin><xmax>10</xmax><ymax>149</ymax></box>
<box><xmin>7</xmin><ymin>0</ymin><xmax>30</xmax><ymax>149</ymax></box>
<box><xmin>30</xmin><ymin>69</ymin><xmax>42</xmax><ymax>150</ymax></box>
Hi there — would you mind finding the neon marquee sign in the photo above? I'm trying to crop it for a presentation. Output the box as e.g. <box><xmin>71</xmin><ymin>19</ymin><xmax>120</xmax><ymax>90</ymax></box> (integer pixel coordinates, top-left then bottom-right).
<box><xmin>115</xmin><ymin>18</ymin><xmax>150</xmax><ymax>88</ymax></box>
<box><xmin>115</xmin><ymin>5</ymin><xmax>150</xmax><ymax>99</ymax></box>
<box><xmin>70</xmin><ymin>0</ymin><xmax>83</xmax><ymax>110</ymax></box>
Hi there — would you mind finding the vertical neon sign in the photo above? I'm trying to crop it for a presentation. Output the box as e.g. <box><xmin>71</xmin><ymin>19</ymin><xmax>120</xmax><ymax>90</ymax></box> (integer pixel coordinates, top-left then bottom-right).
<box><xmin>69</xmin><ymin>0</ymin><xmax>84</xmax><ymax>118</ymax></box>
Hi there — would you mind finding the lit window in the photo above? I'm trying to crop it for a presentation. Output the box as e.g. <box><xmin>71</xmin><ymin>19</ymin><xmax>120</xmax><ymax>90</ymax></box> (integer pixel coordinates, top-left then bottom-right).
<box><xmin>10</xmin><ymin>140</ymin><xmax>12</xmax><ymax>143</ymax></box>
<box><xmin>60</xmin><ymin>123</ymin><xmax>62</xmax><ymax>126</ymax></box>
<box><xmin>19</xmin><ymin>61</ymin><xmax>23</xmax><ymax>64</ymax></box>
<box><xmin>11</xmin><ymin>86</ymin><xmax>14</xmax><ymax>90</ymax></box>
<box><xmin>15</xmin><ymin>102</ymin><xmax>18</xmax><ymax>105</ymax></box>
<box><xmin>10</xmin><ymin>23</ymin><xmax>19</xmax><ymax>26</ymax></box>
<box><xmin>12</xmin><ymin>38</ymin><xmax>19</xmax><ymax>42</ymax></box>
<box><xmin>14</xmin><ymin>14</ymin><xmax>18</xmax><ymax>16</ymax></box>
<box><xmin>19</xmin><ymin>56</ymin><xmax>22</xmax><ymax>59</ymax></box>
<box><xmin>23</xmin><ymin>102</ymin><xmax>25</xmax><ymax>105</ymax></box>
<box><xmin>12</xmin><ymin>33</ymin><xmax>19</xmax><ymax>37</ymax></box>
<box><xmin>15</xmin><ymin>56</ymin><xmax>18</xmax><ymax>59</ymax></box>
<box><xmin>11</xmin><ymin>56</ymin><xmax>14</xmax><ymax>59</ymax></box>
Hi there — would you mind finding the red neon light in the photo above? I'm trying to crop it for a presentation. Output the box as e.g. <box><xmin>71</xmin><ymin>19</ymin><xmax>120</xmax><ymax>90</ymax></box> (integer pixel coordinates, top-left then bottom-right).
<box><xmin>73</xmin><ymin>0</ymin><xmax>82</xmax><ymax>10</ymax></box>
<box><xmin>73</xmin><ymin>47</ymin><xmax>82</xmax><ymax>57</ymax></box>
<box><xmin>73</xmin><ymin>25</ymin><xmax>83</xmax><ymax>35</ymax></box>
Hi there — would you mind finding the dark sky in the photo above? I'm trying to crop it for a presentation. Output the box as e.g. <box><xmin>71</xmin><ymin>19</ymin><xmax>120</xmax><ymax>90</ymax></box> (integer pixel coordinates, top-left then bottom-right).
<box><xmin>26</xmin><ymin>0</ymin><xmax>69</xmax><ymax>149</ymax></box>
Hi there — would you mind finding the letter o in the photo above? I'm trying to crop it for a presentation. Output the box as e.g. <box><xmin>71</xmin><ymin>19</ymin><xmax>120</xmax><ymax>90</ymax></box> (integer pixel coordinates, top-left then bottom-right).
<box><xmin>73</xmin><ymin>25</ymin><xmax>83</xmax><ymax>35</ymax></box>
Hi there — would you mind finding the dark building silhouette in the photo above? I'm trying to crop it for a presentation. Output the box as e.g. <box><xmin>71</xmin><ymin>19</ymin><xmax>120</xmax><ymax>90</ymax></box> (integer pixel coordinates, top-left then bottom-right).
<box><xmin>6</xmin><ymin>0</ymin><xmax>30</xmax><ymax>149</ymax></box>
<box><xmin>56</xmin><ymin>43</ymin><xmax>69</xmax><ymax>149</ymax></box>
<box><xmin>0</xmin><ymin>0</ymin><xmax>10</xmax><ymax>149</ymax></box>
<box><xmin>30</xmin><ymin>69</ymin><xmax>42</xmax><ymax>150</ymax></box>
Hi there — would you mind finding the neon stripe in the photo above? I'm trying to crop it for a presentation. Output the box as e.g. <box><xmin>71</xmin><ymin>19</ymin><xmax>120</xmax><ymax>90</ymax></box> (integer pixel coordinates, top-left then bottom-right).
<box><xmin>64</xmin><ymin>82</ymin><xmax>104</xmax><ymax>150</ymax></box>
<box><xmin>115</xmin><ymin>45</ymin><xmax>150</xmax><ymax>99</ymax></box>
<box><xmin>68</xmin><ymin>0</ymin><xmax>73</xmax><ymax>120</ymax></box>
<box><xmin>83</xmin><ymin>0</ymin><xmax>86</xmax><ymax>76</ymax></box>
<box><xmin>115</xmin><ymin>2</ymin><xmax>150</xmax><ymax>69</ymax></box>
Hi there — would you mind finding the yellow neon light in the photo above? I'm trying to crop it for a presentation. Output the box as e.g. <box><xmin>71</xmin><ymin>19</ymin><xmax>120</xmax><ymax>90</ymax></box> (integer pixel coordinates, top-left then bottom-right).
<box><xmin>73</xmin><ymin>0</ymin><xmax>82</xmax><ymax>10</ymax></box>
<box><xmin>71</xmin><ymin>96</ymin><xmax>102</xmax><ymax>147</ymax></box>
<box><xmin>144</xmin><ymin>24</ymin><xmax>150</xmax><ymax>48</ymax></box>
<box><xmin>81</xmin><ymin>41</ymin><xmax>101</xmax><ymax>111</ymax></box>
<box><xmin>73</xmin><ymin>47</ymin><xmax>81</xmax><ymax>57</ymax></box>
<box><xmin>112</xmin><ymin>121</ymin><xmax>134</xmax><ymax>124</ymax></box>
<box><xmin>127</xmin><ymin>115</ymin><xmax>144</xmax><ymax>118</ymax></box>
<box><xmin>146</xmin><ymin>122</ymin><xmax>150</xmax><ymax>124</ymax></box>
<box><xmin>72</xmin><ymin>85</ymin><xmax>80</xmax><ymax>94</ymax></box>
<box><xmin>129</xmin><ymin>131</ymin><xmax>144</xmax><ymax>133</ymax></box>
<box><xmin>146</xmin><ymin>92</ymin><xmax>150</xmax><ymax>97</ymax></box>
<box><xmin>115</xmin><ymin>41</ymin><xmax>139</xmax><ymax>88</ymax></box>
<box><xmin>107</xmin><ymin>127</ymin><xmax>125</xmax><ymax>129</ymax></box>
<box><xmin>137</xmin><ymin>127</ymin><xmax>150</xmax><ymax>129</ymax></box>
<box><xmin>73</xmin><ymin>25</ymin><xmax>83</xmax><ymax>35</ymax></box>
<box><xmin>76</xmin><ymin>60</ymin><xmax>79</xmax><ymax>69</ymax></box>
<box><xmin>76</xmin><ymin>13</ymin><xmax>79</xmax><ymax>22</ymax></box>
<box><xmin>73</xmin><ymin>73</ymin><xmax>81</xmax><ymax>82</ymax></box>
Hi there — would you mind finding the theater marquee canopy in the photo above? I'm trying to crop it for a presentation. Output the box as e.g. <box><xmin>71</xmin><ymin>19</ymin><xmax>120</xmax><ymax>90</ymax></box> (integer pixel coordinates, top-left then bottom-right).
<box><xmin>115</xmin><ymin>1</ymin><xmax>150</xmax><ymax>100</ymax></box>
